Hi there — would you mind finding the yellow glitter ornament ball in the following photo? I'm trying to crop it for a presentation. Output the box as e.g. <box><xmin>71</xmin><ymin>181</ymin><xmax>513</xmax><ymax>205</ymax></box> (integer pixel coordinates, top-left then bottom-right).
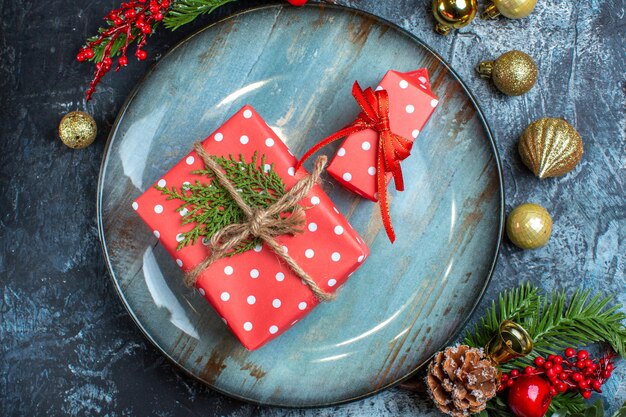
<box><xmin>58</xmin><ymin>111</ymin><xmax>97</xmax><ymax>149</ymax></box>
<box><xmin>432</xmin><ymin>0</ymin><xmax>478</xmax><ymax>35</ymax></box>
<box><xmin>519</xmin><ymin>118</ymin><xmax>584</xmax><ymax>179</ymax></box>
<box><xmin>477</xmin><ymin>50</ymin><xmax>538</xmax><ymax>96</ymax></box>
<box><xmin>506</xmin><ymin>203</ymin><xmax>553</xmax><ymax>250</ymax></box>
<box><xmin>481</xmin><ymin>0</ymin><xmax>538</xmax><ymax>19</ymax></box>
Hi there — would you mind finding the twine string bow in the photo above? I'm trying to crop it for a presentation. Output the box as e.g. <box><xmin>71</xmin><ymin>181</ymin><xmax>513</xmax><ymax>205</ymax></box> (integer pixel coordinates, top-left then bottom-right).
<box><xmin>186</xmin><ymin>143</ymin><xmax>335</xmax><ymax>302</ymax></box>
<box><xmin>295</xmin><ymin>82</ymin><xmax>413</xmax><ymax>243</ymax></box>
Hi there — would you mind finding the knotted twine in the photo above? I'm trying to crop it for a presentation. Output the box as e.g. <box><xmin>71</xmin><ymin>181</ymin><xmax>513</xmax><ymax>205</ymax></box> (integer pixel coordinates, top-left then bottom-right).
<box><xmin>185</xmin><ymin>142</ymin><xmax>335</xmax><ymax>302</ymax></box>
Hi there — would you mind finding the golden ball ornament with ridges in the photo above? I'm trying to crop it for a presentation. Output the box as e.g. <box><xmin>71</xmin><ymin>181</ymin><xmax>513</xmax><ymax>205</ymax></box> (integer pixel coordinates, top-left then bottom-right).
<box><xmin>477</xmin><ymin>50</ymin><xmax>538</xmax><ymax>96</ymax></box>
<box><xmin>519</xmin><ymin>118</ymin><xmax>584</xmax><ymax>179</ymax></box>
<box><xmin>506</xmin><ymin>203</ymin><xmax>553</xmax><ymax>250</ymax></box>
<box><xmin>58</xmin><ymin>111</ymin><xmax>97</xmax><ymax>149</ymax></box>
<box><xmin>432</xmin><ymin>0</ymin><xmax>478</xmax><ymax>35</ymax></box>
<box><xmin>481</xmin><ymin>0</ymin><xmax>538</xmax><ymax>19</ymax></box>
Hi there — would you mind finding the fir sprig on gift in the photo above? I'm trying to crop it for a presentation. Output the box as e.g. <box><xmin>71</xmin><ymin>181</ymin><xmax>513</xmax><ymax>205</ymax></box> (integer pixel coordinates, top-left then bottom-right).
<box><xmin>156</xmin><ymin>152</ymin><xmax>286</xmax><ymax>254</ymax></box>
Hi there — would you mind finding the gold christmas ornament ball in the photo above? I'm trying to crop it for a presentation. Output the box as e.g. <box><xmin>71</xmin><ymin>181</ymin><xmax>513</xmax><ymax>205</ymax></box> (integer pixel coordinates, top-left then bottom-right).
<box><xmin>477</xmin><ymin>50</ymin><xmax>538</xmax><ymax>96</ymax></box>
<box><xmin>519</xmin><ymin>118</ymin><xmax>584</xmax><ymax>179</ymax></box>
<box><xmin>481</xmin><ymin>0</ymin><xmax>538</xmax><ymax>19</ymax></box>
<box><xmin>432</xmin><ymin>0</ymin><xmax>478</xmax><ymax>35</ymax></box>
<box><xmin>506</xmin><ymin>203</ymin><xmax>553</xmax><ymax>249</ymax></box>
<box><xmin>58</xmin><ymin>111</ymin><xmax>97</xmax><ymax>149</ymax></box>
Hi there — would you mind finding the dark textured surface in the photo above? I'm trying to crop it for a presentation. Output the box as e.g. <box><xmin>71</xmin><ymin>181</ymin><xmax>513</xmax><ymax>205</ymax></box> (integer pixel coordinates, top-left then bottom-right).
<box><xmin>1</xmin><ymin>0</ymin><xmax>624</xmax><ymax>416</ymax></box>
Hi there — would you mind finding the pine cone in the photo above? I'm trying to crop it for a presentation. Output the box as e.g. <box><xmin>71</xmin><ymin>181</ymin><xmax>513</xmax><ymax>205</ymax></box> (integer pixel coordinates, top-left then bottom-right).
<box><xmin>426</xmin><ymin>345</ymin><xmax>499</xmax><ymax>417</ymax></box>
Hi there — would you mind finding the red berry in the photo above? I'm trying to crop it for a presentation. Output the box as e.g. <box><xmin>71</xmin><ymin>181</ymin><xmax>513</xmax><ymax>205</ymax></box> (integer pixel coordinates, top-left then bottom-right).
<box><xmin>124</xmin><ymin>9</ymin><xmax>137</xmax><ymax>19</ymax></box>
<box><xmin>543</xmin><ymin>361</ymin><xmax>553</xmax><ymax>369</ymax></box>
<box><xmin>556</xmin><ymin>382</ymin><xmax>567</xmax><ymax>393</ymax></box>
<box><xmin>601</xmin><ymin>370</ymin><xmax>611</xmax><ymax>379</ymax></box>
<box><xmin>565</xmin><ymin>348</ymin><xmax>576</xmax><ymax>358</ymax></box>
<box><xmin>141</xmin><ymin>25</ymin><xmax>152</xmax><ymax>34</ymax></box>
<box><xmin>153</xmin><ymin>12</ymin><xmax>164</xmax><ymax>20</ymax></box>
<box><xmin>549</xmin><ymin>387</ymin><xmax>557</xmax><ymax>396</ymax></box>
<box><xmin>578</xmin><ymin>380</ymin><xmax>588</xmax><ymax>389</ymax></box>
<box><xmin>577</xmin><ymin>350</ymin><xmax>589</xmax><ymax>361</ymax></box>
<box><xmin>546</xmin><ymin>368</ymin><xmax>557</xmax><ymax>379</ymax></box>
<box><xmin>160</xmin><ymin>0</ymin><xmax>170</xmax><ymax>8</ymax></box>
<box><xmin>287</xmin><ymin>0</ymin><xmax>307</xmax><ymax>5</ymax></box>
<box><xmin>118</xmin><ymin>56</ymin><xmax>128</xmax><ymax>66</ymax></box>
<box><xmin>572</xmin><ymin>372</ymin><xmax>583</xmax><ymax>382</ymax></box>
<box><xmin>511</xmin><ymin>370</ymin><xmax>520</xmax><ymax>377</ymax></box>
<box><xmin>525</xmin><ymin>366</ymin><xmax>534</xmax><ymax>375</ymax></box>
<box><xmin>508</xmin><ymin>376</ymin><xmax>553</xmax><ymax>417</ymax></box>
<box><xmin>606</xmin><ymin>363</ymin><xmax>614</xmax><ymax>371</ymax></box>
<box><xmin>582</xmin><ymin>390</ymin><xmax>592</xmax><ymax>399</ymax></box>
<box><xmin>552</xmin><ymin>356</ymin><xmax>563</xmax><ymax>365</ymax></box>
<box><xmin>559</xmin><ymin>372</ymin><xmax>568</xmax><ymax>380</ymax></box>
<box><xmin>584</xmin><ymin>359</ymin><xmax>593</xmax><ymax>368</ymax></box>
<box><xmin>576</xmin><ymin>360</ymin><xmax>586</xmax><ymax>369</ymax></box>
<box><xmin>136</xmin><ymin>50</ymin><xmax>147</xmax><ymax>60</ymax></box>
<box><xmin>502</xmin><ymin>374</ymin><xmax>509</xmax><ymax>382</ymax></box>
<box><xmin>508</xmin><ymin>379</ymin><xmax>515</xmax><ymax>387</ymax></box>
<box><xmin>76</xmin><ymin>52</ymin><xmax>86</xmax><ymax>62</ymax></box>
<box><xmin>547</xmin><ymin>355</ymin><xmax>555</xmax><ymax>361</ymax></box>
<box><xmin>534</xmin><ymin>357</ymin><xmax>545</xmax><ymax>367</ymax></box>
<box><xmin>553</xmin><ymin>365</ymin><xmax>563</xmax><ymax>374</ymax></box>
<box><xmin>592</xmin><ymin>380</ymin><xmax>602</xmax><ymax>391</ymax></box>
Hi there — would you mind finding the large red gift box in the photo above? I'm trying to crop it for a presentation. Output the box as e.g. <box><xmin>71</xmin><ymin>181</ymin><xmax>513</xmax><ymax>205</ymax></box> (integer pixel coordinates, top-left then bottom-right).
<box><xmin>327</xmin><ymin>69</ymin><xmax>439</xmax><ymax>201</ymax></box>
<box><xmin>133</xmin><ymin>106</ymin><xmax>369</xmax><ymax>350</ymax></box>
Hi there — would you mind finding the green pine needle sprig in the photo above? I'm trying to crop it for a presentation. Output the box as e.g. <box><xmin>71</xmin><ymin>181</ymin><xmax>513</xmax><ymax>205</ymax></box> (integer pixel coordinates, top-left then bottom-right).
<box><xmin>156</xmin><ymin>152</ymin><xmax>286</xmax><ymax>254</ymax></box>
<box><xmin>164</xmin><ymin>0</ymin><xmax>237</xmax><ymax>30</ymax></box>
<box><xmin>465</xmin><ymin>284</ymin><xmax>626</xmax><ymax>370</ymax></box>
<box><xmin>467</xmin><ymin>283</ymin><xmax>626</xmax><ymax>417</ymax></box>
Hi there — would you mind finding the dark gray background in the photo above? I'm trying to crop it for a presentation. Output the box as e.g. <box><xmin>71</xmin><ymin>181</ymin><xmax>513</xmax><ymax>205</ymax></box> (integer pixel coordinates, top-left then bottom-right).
<box><xmin>1</xmin><ymin>0</ymin><xmax>624</xmax><ymax>416</ymax></box>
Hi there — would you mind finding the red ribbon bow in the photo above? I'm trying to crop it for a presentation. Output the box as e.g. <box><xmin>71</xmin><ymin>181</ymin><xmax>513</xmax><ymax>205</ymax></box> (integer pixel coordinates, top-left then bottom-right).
<box><xmin>295</xmin><ymin>82</ymin><xmax>414</xmax><ymax>242</ymax></box>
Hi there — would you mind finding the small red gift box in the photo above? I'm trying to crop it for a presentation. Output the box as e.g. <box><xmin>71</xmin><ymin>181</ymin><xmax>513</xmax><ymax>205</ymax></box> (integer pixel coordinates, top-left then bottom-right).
<box><xmin>133</xmin><ymin>106</ymin><xmax>369</xmax><ymax>350</ymax></box>
<box><xmin>326</xmin><ymin>69</ymin><xmax>439</xmax><ymax>201</ymax></box>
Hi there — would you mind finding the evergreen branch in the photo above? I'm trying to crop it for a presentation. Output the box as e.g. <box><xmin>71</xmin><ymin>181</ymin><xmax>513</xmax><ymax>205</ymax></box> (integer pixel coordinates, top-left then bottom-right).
<box><xmin>164</xmin><ymin>0</ymin><xmax>236</xmax><ymax>30</ymax></box>
<box><xmin>464</xmin><ymin>283</ymin><xmax>540</xmax><ymax>348</ymax></box>
<box><xmin>156</xmin><ymin>152</ymin><xmax>287</xmax><ymax>253</ymax></box>
<box><xmin>548</xmin><ymin>392</ymin><xmax>587</xmax><ymax>415</ymax></box>
<box><xmin>614</xmin><ymin>401</ymin><xmax>626</xmax><ymax>417</ymax></box>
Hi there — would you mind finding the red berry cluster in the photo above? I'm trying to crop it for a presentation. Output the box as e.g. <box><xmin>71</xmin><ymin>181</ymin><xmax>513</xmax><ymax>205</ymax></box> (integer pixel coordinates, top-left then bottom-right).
<box><xmin>498</xmin><ymin>348</ymin><xmax>615</xmax><ymax>400</ymax></box>
<box><xmin>77</xmin><ymin>0</ymin><xmax>171</xmax><ymax>99</ymax></box>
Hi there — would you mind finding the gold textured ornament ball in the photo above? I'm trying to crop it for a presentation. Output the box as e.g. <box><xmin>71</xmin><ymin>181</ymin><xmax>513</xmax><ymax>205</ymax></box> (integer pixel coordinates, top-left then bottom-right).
<box><xmin>58</xmin><ymin>111</ymin><xmax>97</xmax><ymax>149</ymax></box>
<box><xmin>477</xmin><ymin>50</ymin><xmax>538</xmax><ymax>96</ymax></box>
<box><xmin>506</xmin><ymin>203</ymin><xmax>553</xmax><ymax>249</ymax></box>
<box><xmin>519</xmin><ymin>118</ymin><xmax>584</xmax><ymax>179</ymax></box>
<box><xmin>432</xmin><ymin>0</ymin><xmax>478</xmax><ymax>35</ymax></box>
<box><xmin>481</xmin><ymin>0</ymin><xmax>538</xmax><ymax>19</ymax></box>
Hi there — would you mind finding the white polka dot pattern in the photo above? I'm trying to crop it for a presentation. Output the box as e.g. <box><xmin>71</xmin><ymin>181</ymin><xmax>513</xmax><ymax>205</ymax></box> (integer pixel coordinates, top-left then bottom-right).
<box><xmin>131</xmin><ymin>105</ymin><xmax>371</xmax><ymax>350</ymax></box>
<box><xmin>325</xmin><ymin>69</ymin><xmax>438</xmax><ymax>203</ymax></box>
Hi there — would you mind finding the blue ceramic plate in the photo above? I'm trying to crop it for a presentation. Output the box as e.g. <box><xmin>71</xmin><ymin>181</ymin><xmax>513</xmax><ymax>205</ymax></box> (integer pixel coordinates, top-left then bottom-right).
<box><xmin>98</xmin><ymin>4</ymin><xmax>503</xmax><ymax>407</ymax></box>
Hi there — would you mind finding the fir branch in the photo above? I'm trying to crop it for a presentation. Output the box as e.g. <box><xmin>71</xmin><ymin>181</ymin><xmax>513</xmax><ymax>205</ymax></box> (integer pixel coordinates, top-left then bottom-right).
<box><xmin>164</xmin><ymin>0</ymin><xmax>236</xmax><ymax>30</ymax></box>
<box><xmin>549</xmin><ymin>392</ymin><xmax>587</xmax><ymax>415</ymax></box>
<box><xmin>464</xmin><ymin>283</ymin><xmax>540</xmax><ymax>348</ymax></box>
<box><xmin>156</xmin><ymin>152</ymin><xmax>287</xmax><ymax>254</ymax></box>
<box><xmin>614</xmin><ymin>401</ymin><xmax>626</xmax><ymax>417</ymax></box>
<box><xmin>525</xmin><ymin>289</ymin><xmax>626</xmax><ymax>359</ymax></box>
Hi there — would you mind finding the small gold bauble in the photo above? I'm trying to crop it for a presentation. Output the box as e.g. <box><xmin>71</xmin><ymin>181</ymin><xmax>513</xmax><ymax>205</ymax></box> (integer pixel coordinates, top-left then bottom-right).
<box><xmin>432</xmin><ymin>0</ymin><xmax>478</xmax><ymax>35</ymax></box>
<box><xmin>519</xmin><ymin>118</ymin><xmax>584</xmax><ymax>179</ymax></box>
<box><xmin>506</xmin><ymin>203</ymin><xmax>553</xmax><ymax>250</ymax></box>
<box><xmin>58</xmin><ymin>111</ymin><xmax>97</xmax><ymax>149</ymax></box>
<box><xmin>477</xmin><ymin>50</ymin><xmax>537</xmax><ymax>96</ymax></box>
<box><xmin>481</xmin><ymin>0</ymin><xmax>538</xmax><ymax>19</ymax></box>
